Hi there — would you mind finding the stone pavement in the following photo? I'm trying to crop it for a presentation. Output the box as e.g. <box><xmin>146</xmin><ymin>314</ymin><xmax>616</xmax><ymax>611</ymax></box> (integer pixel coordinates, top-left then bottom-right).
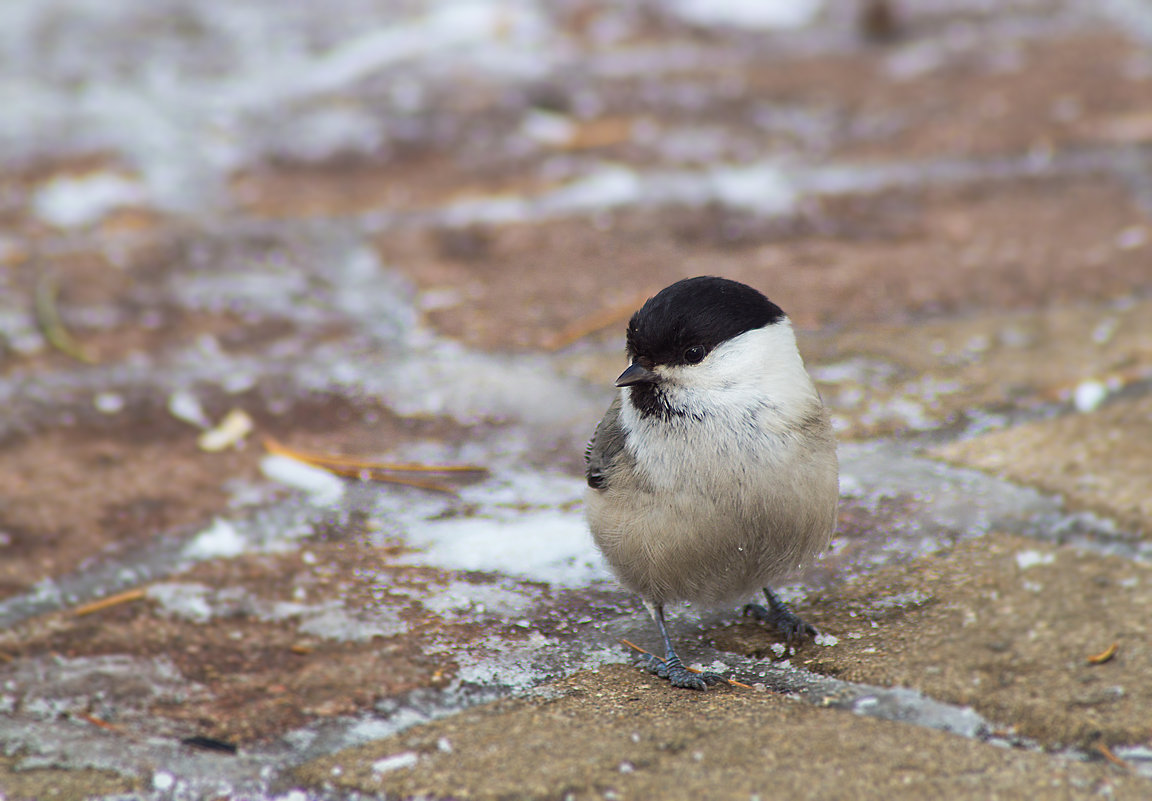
<box><xmin>1</xmin><ymin>1</ymin><xmax>1152</xmax><ymax>799</ymax></box>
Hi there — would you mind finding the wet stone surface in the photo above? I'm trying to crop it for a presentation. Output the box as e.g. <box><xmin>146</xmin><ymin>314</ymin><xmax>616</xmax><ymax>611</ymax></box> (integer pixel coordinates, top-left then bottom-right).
<box><xmin>2</xmin><ymin>0</ymin><xmax>1152</xmax><ymax>799</ymax></box>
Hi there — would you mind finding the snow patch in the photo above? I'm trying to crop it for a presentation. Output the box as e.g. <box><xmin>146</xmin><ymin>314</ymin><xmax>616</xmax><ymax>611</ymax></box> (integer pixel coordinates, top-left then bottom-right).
<box><xmin>296</xmin><ymin>605</ymin><xmax>409</xmax><ymax>641</ymax></box>
<box><xmin>32</xmin><ymin>172</ymin><xmax>147</xmax><ymax>228</ymax></box>
<box><xmin>93</xmin><ymin>392</ymin><xmax>125</xmax><ymax>414</ymax></box>
<box><xmin>671</xmin><ymin>0</ymin><xmax>823</xmax><ymax>29</ymax></box>
<box><xmin>420</xmin><ymin>579</ymin><xmax>539</xmax><ymax>618</ymax></box>
<box><xmin>438</xmin><ymin>161</ymin><xmax>799</xmax><ymax>228</ymax></box>
<box><xmin>260</xmin><ymin>454</ymin><xmax>346</xmax><ymax>507</ymax></box>
<box><xmin>708</xmin><ymin>163</ymin><xmax>797</xmax><ymax>214</ymax></box>
<box><xmin>167</xmin><ymin>390</ymin><xmax>212</xmax><ymax>430</ymax></box>
<box><xmin>182</xmin><ymin>518</ymin><xmax>246</xmax><ymax>561</ymax></box>
<box><xmin>397</xmin><ymin>509</ymin><xmax>607</xmax><ymax>587</ymax></box>
<box><xmin>147</xmin><ymin>582</ymin><xmax>410</xmax><ymax>640</ymax></box>
<box><xmin>146</xmin><ymin>583</ymin><xmax>216</xmax><ymax>623</ymax></box>
<box><xmin>1015</xmin><ymin>550</ymin><xmax>1056</xmax><ymax>570</ymax></box>
<box><xmin>372</xmin><ymin>752</ymin><xmax>420</xmax><ymax>773</ymax></box>
<box><xmin>869</xmin><ymin>590</ymin><xmax>931</xmax><ymax>611</ymax></box>
<box><xmin>1072</xmin><ymin>380</ymin><xmax>1110</xmax><ymax>413</ymax></box>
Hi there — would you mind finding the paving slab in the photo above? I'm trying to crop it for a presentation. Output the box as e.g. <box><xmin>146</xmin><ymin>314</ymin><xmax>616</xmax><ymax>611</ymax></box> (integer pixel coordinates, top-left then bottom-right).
<box><xmin>934</xmin><ymin>395</ymin><xmax>1152</xmax><ymax>536</ymax></box>
<box><xmin>713</xmin><ymin>534</ymin><xmax>1152</xmax><ymax>749</ymax></box>
<box><xmin>0</xmin><ymin>389</ymin><xmax>477</xmax><ymax>601</ymax></box>
<box><xmin>381</xmin><ymin>173</ymin><xmax>1150</xmax><ymax>353</ymax></box>
<box><xmin>802</xmin><ymin>296</ymin><xmax>1152</xmax><ymax>439</ymax></box>
<box><xmin>0</xmin><ymin>545</ymin><xmax>616</xmax><ymax>746</ymax></box>
<box><xmin>227</xmin><ymin>24</ymin><xmax>1152</xmax><ymax>220</ymax></box>
<box><xmin>0</xmin><ymin>412</ymin><xmax>259</xmax><ymax>600</ymax></box>
<box><xmin>830</xmin><ymin>29</ymin><xmax>1152</xmax><ymax>160</ymax></box>
<box><xmin>0</xmin><ymin>758</ymin><xmax>136</xmax><ymax>801</ymax></box>
<box><xmin>294</xmin><ymin>663</ymin><xmax>1150</xmax><ymax>801</ymax></box>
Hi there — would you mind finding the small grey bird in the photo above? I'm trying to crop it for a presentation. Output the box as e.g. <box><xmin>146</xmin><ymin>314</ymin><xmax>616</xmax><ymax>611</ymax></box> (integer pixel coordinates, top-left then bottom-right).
<box><xmin>585</xmin><ymin>276</ymin><xmax>838</xmax><ymax>690</ymax></box>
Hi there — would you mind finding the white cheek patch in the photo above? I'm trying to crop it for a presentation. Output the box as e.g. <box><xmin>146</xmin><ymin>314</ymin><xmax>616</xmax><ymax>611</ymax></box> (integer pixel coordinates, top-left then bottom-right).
<box><xmin>656</xmin><ymin>320</ymin><xmax>818</xmax><ymax>419</ymax></box>
<box><xmin>619</xmin><ymin>319</ymin><xmax>824</xmax><ymax>492</ymax></box>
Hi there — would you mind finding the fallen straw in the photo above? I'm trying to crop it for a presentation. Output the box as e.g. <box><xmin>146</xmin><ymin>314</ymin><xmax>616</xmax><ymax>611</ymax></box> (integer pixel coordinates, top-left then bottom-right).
<box><xmin>77</xmin><ymin>712</ymin><xmax>122</xmax><ymax>733</ymax></box>
<box><xmin>34</xmin><ymin>272</ymin><xmax>96</xmax><ymax>364</ymax></box>
<box><xmin>73</xmin><ymin>588</ymin><xmax>147</xmax><ymax>617</ymax></box>
<box><xmin>263</xmin><ymin>437</ymin><xmax>488</xmax><ymax>495</ymax></box>
<box><xmin>1086</xmin><ymin>642</ymin><xmax>1119</xmax><ymax>665</ymax></box>
<box><xmin>1096</xmin><ymin>742</ymin><xmax>1131</xmax><ymax>770</ymax></box>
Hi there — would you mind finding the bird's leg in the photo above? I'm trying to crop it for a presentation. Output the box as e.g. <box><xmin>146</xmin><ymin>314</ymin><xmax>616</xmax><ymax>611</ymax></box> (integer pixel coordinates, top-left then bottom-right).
<box><xmin>634</xmin><ymin>601</ymin><xmax>725</xmax><ymax>690</ymax></box>
<box><xmin>743</xmin><ymin>587</ymin><xmax>818</xmax><ymax>650</ymax></box>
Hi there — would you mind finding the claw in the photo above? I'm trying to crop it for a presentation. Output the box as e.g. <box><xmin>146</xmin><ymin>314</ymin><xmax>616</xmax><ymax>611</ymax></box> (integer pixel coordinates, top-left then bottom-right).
<box><xmin>745</xmin><ymin>587</ymin><xmax>819</xmax><ymax>650</ymax></box>
<box><xmin>628</xmin><ymin>645</ymin><xmax>732</xmax><ymax>690</ymax></box>
<box><xmin>634</xmin><ymin>652</ymin><xmax>668</xmax><ymax>678</ymax></box>
<box><xmin>626</xmin><ymin>605</ymin><xmax>734</xmax><ymax>691</ymax></box>
<box><xmin>667</xmin><ymin>664</ymin><xmax>709</xmax><ymax>691</ymax></box>
<box><xmin>638</xmin><ymin>654</ymin><xmax>724</xmax><ymax>690</ymax></box>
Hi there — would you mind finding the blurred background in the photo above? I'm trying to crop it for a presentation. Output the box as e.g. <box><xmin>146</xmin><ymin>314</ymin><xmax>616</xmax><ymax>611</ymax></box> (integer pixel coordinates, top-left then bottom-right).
<box><xmin>1</xmin><ymin>1</ymin><xmax>1152</xmax><ymax>797</ymax></box>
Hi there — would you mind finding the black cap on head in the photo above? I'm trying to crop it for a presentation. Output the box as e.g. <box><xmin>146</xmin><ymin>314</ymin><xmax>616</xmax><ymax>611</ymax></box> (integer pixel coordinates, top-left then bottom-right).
<box><xmin>625</xmin><ymin>276</ymin><xmax>785</xmax><ymax>368</ymax></box>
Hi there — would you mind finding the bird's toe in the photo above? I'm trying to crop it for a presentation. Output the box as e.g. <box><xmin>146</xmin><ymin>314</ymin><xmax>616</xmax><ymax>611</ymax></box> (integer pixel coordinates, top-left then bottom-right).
<box><xmin>744</xmin><ymin>601</ymin><xmax>819</xmax><ymax>649</ymax></box>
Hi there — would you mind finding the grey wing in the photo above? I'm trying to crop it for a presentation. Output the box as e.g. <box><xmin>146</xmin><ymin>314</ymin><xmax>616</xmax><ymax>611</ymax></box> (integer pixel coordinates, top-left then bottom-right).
<box><xmin>585</xmin><ymin>395</ymin><xmax>627</xmax><ymax>491</ymax></box>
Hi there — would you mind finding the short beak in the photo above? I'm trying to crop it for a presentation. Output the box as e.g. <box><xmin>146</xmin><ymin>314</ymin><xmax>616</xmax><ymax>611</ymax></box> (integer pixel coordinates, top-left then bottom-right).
<box><xmin>615</xmin><ymin>362</ymin><xmax>660</xmax><ymax>387</ymax></box>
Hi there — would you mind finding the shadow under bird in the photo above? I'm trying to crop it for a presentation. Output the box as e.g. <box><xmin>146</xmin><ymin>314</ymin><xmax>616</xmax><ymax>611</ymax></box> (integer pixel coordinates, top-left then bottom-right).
<box><xmin>585</xmin><ymin>276</ymin><xmax>839</xmax><ymax>689</ymax></box>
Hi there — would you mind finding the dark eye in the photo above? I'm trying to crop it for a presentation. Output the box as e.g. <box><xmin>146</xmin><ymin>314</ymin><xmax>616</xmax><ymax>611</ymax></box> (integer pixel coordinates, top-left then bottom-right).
<box><xmin>683</xmin><ymin>345</ymin><xmax>706</xmax><ymax>364</ymax></box>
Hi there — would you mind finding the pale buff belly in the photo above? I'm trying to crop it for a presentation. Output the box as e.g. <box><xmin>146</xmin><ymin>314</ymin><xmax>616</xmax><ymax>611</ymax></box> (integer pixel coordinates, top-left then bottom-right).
<box><xmin>585</xmin><ymin>478</ymin><xmax>834</xmax><ymax>606</ymax></box>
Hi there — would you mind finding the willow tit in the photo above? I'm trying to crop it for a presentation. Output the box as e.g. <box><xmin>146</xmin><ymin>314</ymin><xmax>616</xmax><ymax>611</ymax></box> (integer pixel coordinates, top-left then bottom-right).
<box><xmin>585</xmin><ymin>276</ymin><xmax>838</xmax><ymax>690</ymax></box>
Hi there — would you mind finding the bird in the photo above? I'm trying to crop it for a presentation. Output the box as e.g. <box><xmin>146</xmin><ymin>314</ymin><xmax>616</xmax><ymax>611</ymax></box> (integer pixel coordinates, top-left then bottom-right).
<box><xmin>584</xmin><ymin>276</ymin><xmax>839</xmax><ymax>690</ymax></box>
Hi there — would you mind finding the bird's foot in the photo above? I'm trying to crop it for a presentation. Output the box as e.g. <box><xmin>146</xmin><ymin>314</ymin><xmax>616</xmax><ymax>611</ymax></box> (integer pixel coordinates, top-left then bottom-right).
<box><xmin>633</xmin><ymin>653</ymin><xmax>725</xmax><ymax>691</ymax></box>
<box><xmin>743</xmin><ymin>598</ymin><xmax>818</xmax><ymax>650</ymax></box>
